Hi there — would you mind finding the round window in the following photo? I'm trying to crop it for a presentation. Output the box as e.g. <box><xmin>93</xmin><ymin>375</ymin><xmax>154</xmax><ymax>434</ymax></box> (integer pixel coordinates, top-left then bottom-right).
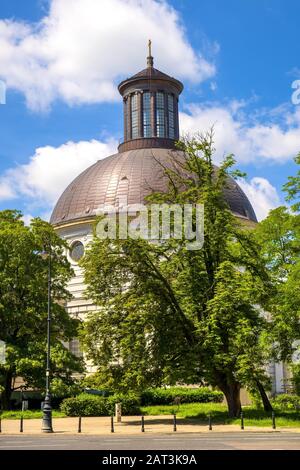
<box><xmin>70</xmin><ymin>241</ymin><xmax>84</xmax><ymax>262</ymax></box>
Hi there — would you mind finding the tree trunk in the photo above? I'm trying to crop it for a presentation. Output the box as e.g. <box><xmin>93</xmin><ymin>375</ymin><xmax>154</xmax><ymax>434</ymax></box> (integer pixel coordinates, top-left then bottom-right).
<box><xmin>1</xmin><ymin>371</ymin><xmax>13</xmax><ymax>410</ymax></box>
<box><xmin>255</xmin><ymin>379</ymin><xmax>273</xmax><ymax>412</ymax></box>
<box><xmin>220</xmin><ymin>382</ymin><xmax>242</xmax><ymax>417</ymax></box>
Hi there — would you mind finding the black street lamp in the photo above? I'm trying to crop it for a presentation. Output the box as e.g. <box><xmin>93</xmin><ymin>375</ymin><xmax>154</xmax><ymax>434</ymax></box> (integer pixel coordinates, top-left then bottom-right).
<box><xmin>20</xmin><ymin>385</ymin><xmax>25</xmax><ymax>411</ymax></box>
<box><xmin>42</xmin><ymin>242</ymin><xmax>53</xmax><ymax>433</ymax></box>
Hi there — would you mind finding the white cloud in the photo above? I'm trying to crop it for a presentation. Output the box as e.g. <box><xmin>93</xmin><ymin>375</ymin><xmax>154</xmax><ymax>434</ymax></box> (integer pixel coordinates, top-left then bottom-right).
<box><xmin>22</xmin><ymin>210</ymin><xmax>52</xmax><ymax>224</ymax></box>
<box><xmin>0</xmin><ymin>179</ymin><xmax>16</xmax><ymax>200</ymax></box>
<box><xmin>239</xmin><ymin>177</ymin><xmax>281</xmax><ymax>221</ymax></box>
<box><xmin>0</xmin><ymin>138</ymin><xmax>118</xmax><ymax>209</ymax></box>
<box><xmin>179</xmin><ymin>101</ymin><xmax>298</xmax><ymax>219</ymax></box>
<box><xmin>22</xmin><ymin>213</ymin><xmax>34</xmax><ymax>226</ymax></box>
<box><xmin>180</xmin><ymin>103</ymin><xmax>300</xmax><ymax>163</ymax></box>
<box><xmin>0</xmin><ymin>0</ymin><xmax>216</xmax><ymax>111</ymax></box>
<box><xmin>210</xmin><ymin>81</ymin><xmax>217</xmax><ymax>92</ymax></box>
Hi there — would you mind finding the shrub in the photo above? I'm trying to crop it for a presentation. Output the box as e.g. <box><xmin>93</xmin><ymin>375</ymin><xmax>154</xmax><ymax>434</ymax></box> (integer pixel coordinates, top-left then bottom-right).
<box><xmin>108</xmin><ymin>393</ymin><xmax>141</xmax><ymax>415</ymax></box>
<box><xmin>140</xmin><ymin>387</ymin><xmax>223</xmax><ymax>406</ymax></box>
<box><xmin>60</xmin><ymin>388</ymin><xmax>224</xmax><ymax>416</ymax></box>
<box><xmin>60</xmin><ymin>394</ymin><xmax>108</xmax><ymax>416</ymax></box>
<box><xmin>60</xmin><ymin>393</ymin><xmax>140</xmax><ymax>417</ymax></box>
<box><xmin>272</xmin><ymin>394</ymin><xmax>300</xmax><ymax>410</ymax></box>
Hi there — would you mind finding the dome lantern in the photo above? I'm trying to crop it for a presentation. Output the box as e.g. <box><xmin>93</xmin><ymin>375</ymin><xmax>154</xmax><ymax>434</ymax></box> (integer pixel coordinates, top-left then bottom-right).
<box><xmin>118</xmin><ymin>41</ymin><xmax>183</xmax><ymax>153</ymax></box>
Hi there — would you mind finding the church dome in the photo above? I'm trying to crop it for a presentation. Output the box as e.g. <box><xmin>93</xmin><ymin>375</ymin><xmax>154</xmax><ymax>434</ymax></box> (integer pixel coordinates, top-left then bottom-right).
<box><xmin>50</xmin><ymin>147</ymin><xmax>257</xmax><ymax>226</ymax></box>
<box><xmin>50</xmin><ymin>45</ymin><xmax>257</xmax><ymax>227</ymax></box>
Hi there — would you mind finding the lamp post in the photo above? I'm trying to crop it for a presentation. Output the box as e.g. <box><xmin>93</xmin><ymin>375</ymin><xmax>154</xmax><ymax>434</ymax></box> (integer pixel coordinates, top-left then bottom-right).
<box><xmin>20</xmin><ymin>385</ymin><xmax>24</xmax><ymax>411</ymax></box>
<box><xmin>42</xmin><ymin>242</ymin><xmax>53</xmax><ymax>433</ymax></box>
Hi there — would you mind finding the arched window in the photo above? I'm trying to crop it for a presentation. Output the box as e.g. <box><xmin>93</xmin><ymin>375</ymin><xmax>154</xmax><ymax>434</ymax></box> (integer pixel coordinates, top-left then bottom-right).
<box><xmin>143</xmin><ymin>92</ymin><xmax>151</xmax><ymax>137</ymax></box>
<box><xmin>70</xmin><ymin>241</ymin><xmax>85</xmax><ymax>262</ymax></box>
<box><xmin>131</xmin><ymin>94</ymin><xmax>138</xmax><ymax>139</ymax></box>
<box><xmin>168</xmin><ymin>94</ymin><xmax>175</xmax><ymax>139</ymax></box>
<box><xmin>156</xmin><ymin>92</ymin><xmax>165</xmax><ymax>137</ymax></box>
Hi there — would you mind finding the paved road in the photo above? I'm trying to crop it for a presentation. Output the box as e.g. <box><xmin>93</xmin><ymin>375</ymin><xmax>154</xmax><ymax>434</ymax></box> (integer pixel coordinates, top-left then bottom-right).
<box><xmin>1</xmin><ymin>433</ymin><xmax>300</xmax><ymax>450</ymax></box>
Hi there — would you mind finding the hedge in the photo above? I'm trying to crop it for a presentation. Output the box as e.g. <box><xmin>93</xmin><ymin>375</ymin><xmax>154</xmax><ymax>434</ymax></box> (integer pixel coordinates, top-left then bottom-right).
<box><xmin>60</xmin><ymin>393</ymin><xmax>140</xmax><ymax>417</ymax></box>
<box><xmin>60</xmin><ymin>387</ymin><xmax>224</xmax><ymax>416</ymax></box>
<box><xmin>272</xmin><ymin>394</ymin><xmax>300</xmax><ymax>410</ymax></box>
<box><xmin>141</xmin><ymin>387</ymin><xmax>223</xmax><ymax>406</ymax></box>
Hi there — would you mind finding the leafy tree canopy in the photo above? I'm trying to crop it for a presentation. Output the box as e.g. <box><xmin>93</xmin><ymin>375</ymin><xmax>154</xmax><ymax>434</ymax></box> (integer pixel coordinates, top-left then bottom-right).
<box><xmin>283</xmin><ymin>153</ymin><xmax>300</xmax><ymax>212</ymax></box>
<box><xmin>80</xmin><ymin>133</ymin><xmax>279</xmax><ymax>417</ymax></box>
<box><xmin>0</xmin><ymin>210</ymin><xmax>84</xmax><ymax>409</ymax></box>
<box><xmin>254</xmin><ymin>205</ymin><xmax>300</xmax><ymax>363</ymax></box>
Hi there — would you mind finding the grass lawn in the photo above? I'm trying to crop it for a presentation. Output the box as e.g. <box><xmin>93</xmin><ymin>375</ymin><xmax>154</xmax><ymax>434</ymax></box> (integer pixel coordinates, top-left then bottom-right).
<box><xmin>0</xmin><ymin>410</ymin><xmax>66</xmax><ymax>420</ymax></box>
<box><xmin>141</xmin><ymin>403</ymin><xmax>300</xmax><ymax>427</ymax></box>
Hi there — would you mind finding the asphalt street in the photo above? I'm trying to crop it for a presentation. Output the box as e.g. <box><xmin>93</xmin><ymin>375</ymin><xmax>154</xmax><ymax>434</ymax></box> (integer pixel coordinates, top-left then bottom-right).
<box><xmin>1</xmin><ymin>432</ymin><xmax>300</xmax><ymax>450</ymax></box>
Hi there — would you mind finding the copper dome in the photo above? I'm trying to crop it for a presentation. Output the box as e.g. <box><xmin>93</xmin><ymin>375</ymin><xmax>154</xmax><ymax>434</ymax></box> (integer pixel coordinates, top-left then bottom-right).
<box><xmin>50</xmin><ymin>148</ymin><xmax>257</xmax><ymax>226</ymax></box>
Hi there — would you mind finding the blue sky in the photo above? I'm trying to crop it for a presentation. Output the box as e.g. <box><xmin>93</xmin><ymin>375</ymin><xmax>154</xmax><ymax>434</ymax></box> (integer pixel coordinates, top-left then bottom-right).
<box><xmin>0</xmin><ymin>0</ymin><xmax>299</xmax><ymax>221</ymax></box>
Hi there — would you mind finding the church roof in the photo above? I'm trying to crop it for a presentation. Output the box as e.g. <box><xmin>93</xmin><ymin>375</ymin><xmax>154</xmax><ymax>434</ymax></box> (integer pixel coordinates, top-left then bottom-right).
<box><xmin>50</xmin><ymin>148</ymin><xmax>257</xmax><ymax>226</ymax></box>
<box><xmin>118</xmin><ymin>43</ymin><xmax>183</xmax><ymax>95</ymax></box>
<box><xmin>118</xmin><ymin>66</ymin><xmax>184</xmax><ymax>95</ymax></box>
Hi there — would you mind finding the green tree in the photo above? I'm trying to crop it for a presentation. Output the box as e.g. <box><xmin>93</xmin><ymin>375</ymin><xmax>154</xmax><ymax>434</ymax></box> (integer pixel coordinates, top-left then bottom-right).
<box><xmin>254</xmin><ymin>205</ymin><xmax>300</xmax><ymax>368</ymax></box>
<box><xmin>0</xmin><ymin>210</ymin><xmax>83</xmax><ymax>409</ymax></box>
<box><xmin>283</xmin><ymin>153</ymin><xmax>300</xmax><ymax>212</ymax></box>
<box><xmin>80</xmin><ymin>134</ymin><xmax>273</xmax><ymax>417</ymax></box>
<box><xmin>254</xmin><ymin>152</ymin><xmax>300</xmax><ymax>393</ymax></box>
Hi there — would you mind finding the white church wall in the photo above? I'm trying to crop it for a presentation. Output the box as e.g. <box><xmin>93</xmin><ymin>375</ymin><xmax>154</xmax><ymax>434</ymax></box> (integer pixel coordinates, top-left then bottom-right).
<box><xmin>55</xmin><ymin>221</ymin><xmax>98</xmax><ymax>372</ymax></box>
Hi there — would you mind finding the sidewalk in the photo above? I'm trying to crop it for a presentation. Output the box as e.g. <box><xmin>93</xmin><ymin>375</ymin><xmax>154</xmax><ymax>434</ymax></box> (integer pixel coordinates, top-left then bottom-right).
<box><xmin>1</xmin><ymin>416</ymin><xmax>300</xmax><ymax>435</ymax></box>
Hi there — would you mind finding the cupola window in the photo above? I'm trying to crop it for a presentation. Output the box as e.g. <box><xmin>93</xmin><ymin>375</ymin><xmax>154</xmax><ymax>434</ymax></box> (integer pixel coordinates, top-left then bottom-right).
<box><xmin>131</xmin><ymin>93</ymin><xmax>139</xmax><ymax>139</ymax></box>
<box><xmin>156</xmin><ymin>92</ymin><xmax>165</xmax><ymax>137</ymax></box>
<box><xmin>168</xmin><ymin>94</ymin><xmax>175</xmax><ymax>139</ymax></box>
<box><xmin>124</xmin><ymin>98</ymin><xmax>130</xmax><ymax>141</ymax></box>
<box><xmin>143</xmin><ymin>92</ymin><xmax>151</xmax><ymax>137</ymax></box>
